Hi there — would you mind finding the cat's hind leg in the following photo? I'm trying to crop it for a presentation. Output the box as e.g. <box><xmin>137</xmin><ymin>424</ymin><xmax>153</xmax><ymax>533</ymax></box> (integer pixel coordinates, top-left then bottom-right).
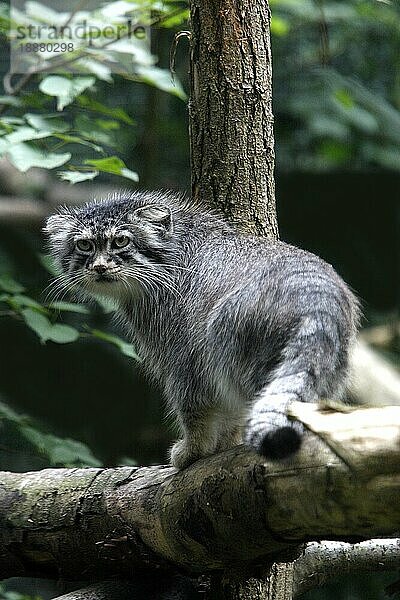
<box><xmin>169</xmin><ymin>405</ymin><xmax>244</xmax><ymax>469</ymax></box>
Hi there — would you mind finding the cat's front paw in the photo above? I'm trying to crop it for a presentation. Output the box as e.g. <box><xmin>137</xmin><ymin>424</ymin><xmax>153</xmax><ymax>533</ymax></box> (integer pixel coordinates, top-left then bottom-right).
<box><xmin>169</xmin><ymin>439</ymin><xmax>202</xmax><ymax>470</ymax></box>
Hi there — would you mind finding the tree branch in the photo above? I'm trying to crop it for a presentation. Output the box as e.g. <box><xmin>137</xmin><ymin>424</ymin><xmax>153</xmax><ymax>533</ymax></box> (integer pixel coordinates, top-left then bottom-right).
<box><xmin>293</xmin><ymin>539</ymin><xmax>400</xmax><ymax>597</ymax></box>
<box><xmin>1</xmin><ymin>403</ymin><xmax>400</xmax><ymax>581</ymax></box>
<box><xmin>52</xmin><ymin>582</ymin><xmax>149</xmax><ymax>600</ymax></box>
<box><xmin>349</xmin><ymin>338</ymin><xmax>400</xmax><ymax>406</ymax></box>
<box><xmin>51</xmin><ymin>575</ymin><xmax>201</xmax><ymax>600</ymax></box>
<box><xmin>0</xmin><ymin>196</ymin><xmax>49</xmax><ymax>225</ymax></box>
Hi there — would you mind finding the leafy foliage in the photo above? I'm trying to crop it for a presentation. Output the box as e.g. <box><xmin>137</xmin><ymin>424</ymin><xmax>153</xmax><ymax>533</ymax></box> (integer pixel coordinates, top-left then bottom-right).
<box><xmin>0</xmin><ymin>0</ymin><xmax>187</xmax><ymax>182</ymax></box>
<box><xmin>0</xmin><ymin>400</ymin><xmax>101</xmax><ymax>467</ymax></box>
<box><xmin>0</xmin><ymin>2</ymin><xmax>185</xmax><ymax>358</ymax></box>
<box><xmin>271</xmin><ymin>0</ymin><xmax>400</xmax><ymax>171</ymax></box>
<box><xmin>0</xmin><ymin>264</ymin><xmax>140</xmax><ymax>358</ymax></box>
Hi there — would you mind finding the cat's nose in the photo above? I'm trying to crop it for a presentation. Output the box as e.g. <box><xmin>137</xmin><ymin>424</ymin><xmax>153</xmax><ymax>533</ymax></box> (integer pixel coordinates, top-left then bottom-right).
<box><xmin>93</xmin><ymin>264</ymin><xmax>107</xmax><ymax>274</ymax></box>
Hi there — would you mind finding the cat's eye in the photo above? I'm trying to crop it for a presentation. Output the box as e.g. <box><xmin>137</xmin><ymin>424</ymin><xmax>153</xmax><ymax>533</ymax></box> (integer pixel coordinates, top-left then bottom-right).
<box><xmin>112</xmin><ymin>235</ymin><xmax>130</xmax><ymax>249</ymax></box>
<box><xmin>76</xmin><ymin>239</ymin><xmax>94</xmax><ymax>252</ymax></box>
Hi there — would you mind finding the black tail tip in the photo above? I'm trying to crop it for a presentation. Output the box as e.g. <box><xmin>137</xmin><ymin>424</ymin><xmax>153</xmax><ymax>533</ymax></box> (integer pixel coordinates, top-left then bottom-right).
<box><xmin>258</xmin><ymin>426</ymin><xmax>303</xmax><ymax>460</ymax></box>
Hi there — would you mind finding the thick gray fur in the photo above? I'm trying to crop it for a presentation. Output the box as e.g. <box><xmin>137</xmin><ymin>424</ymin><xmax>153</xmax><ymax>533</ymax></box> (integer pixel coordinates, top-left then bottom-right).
<box><xmin>44</xmin><ymin>190</ymin><xmax>359</xmax><ymax>469</ymax></box>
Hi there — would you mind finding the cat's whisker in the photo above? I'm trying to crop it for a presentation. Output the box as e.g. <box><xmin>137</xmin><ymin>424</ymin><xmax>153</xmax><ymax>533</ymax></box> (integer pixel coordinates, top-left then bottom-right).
<box><xmin>43</xmin><ymin>274</ymin><xmax>81</xmax><ymax>293</ymax></box>
<box><xmin>123</xmin><ymin>264</ymin><xmax>183</xmax><ymax>300</ymax></box>
<box><xmin>122</xmin><ymin>266</ymin><xmax>182</xmax><ymax>300</ymax></box>
<box><xmin>45</xmin><ymin>272</ymin><xmax>91</xmax><ymax>304</ymax></box>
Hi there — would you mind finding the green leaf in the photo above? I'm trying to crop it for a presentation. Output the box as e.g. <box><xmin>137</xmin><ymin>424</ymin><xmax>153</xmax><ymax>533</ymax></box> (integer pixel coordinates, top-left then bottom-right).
<box><xmin>38</xmin><ymin>252</ymin><xmax>60</xmax><ymax>276</ymax></box>
<box><xmin>77</xmin><ymin>58</ymin><xmax>113</xmax><ymax>82</ymax></box>
<box><xmin>48</xmin><ymin>437</ymin><xmax>102</xmax><ymax>467</ymax></box>
<box><xmin>0</xmin><ymin>96</ymin><xmax>23</xmax><ymax>106</ymax></box>
<box><xmin>39</xmin><ymin>76</ymin><xmax>96</xmax><ymax>111</ymax></box>
<box><xmin>22</xmin><ymin>308</ymin><xmax>79</xmax><ymax>343</ymax></box>
<box><xmin>334</xmin><ymin>88</ymin><xmax>355</xmax><ymax>109</ymax></box>
<box><xmin>84</xmin><ymin>156</ymin><xmax>138</xmax><ymax>181</ymax></box>
<box><xmin>120</xmin><ymin>167</ymin><xmax>139</xmax><ymax>181</ymax></box>
<box><xmin>135</xmin><ymin>65</ymin><xmax>187</xmax><ymax>100</ymax></box>
<box><xmin>49</xmin><ymin>301</ymin><xmax>90</xmax><ymax>314</ymax></box>
<box><xmin>319</xmin><ymin>140</ymin><xmax>351</xmax><ymax>164</ymax></box>
<box><xmin>0</xmin><ymin>400</ymin><xmax>23</xmax><ymax>423</ymax></box>
<box><xmin>53</xmin><ymin>133</ymin><xmax>103</xmax><ymax>152</ymax></box>
<box><xmin>4</xmin><ymin>293</ymin><xmax>48</xmax><ymax>314</ymax></box>
<box><xmin>117</xmin><ymin>456</ymin><xmax>138</xmax><ymax>466</ymax></box>
<box><xmin>77</xmin><ymin>95</ymin><xmax>134</xmax><ymax>124</ymax></box>
<box><xmin>347</xmin><ymin>106</ymin><xmax>379</xmax><ymax>134</ymax></box>
<box><xmin>159</xmin><ymin>8</ymin><xmax>189</xmax><ymax>28</ymax></box>
<box><xmin>25</xmin><ymin>113</ymin><xmax>69</xmax><ymax>133</ymax></box>
<box><xmin>21</xmin><ymin>309</ymin><xmax>52</xmax><ymax>341</ymax></box>
<box><xmin>95</xmin><ymin>297</ymin><xmax>115</xmax><ymax>314</ymax></box>
<box><xmin>21</xmin><ymin>426</ymin><xmax>101</xmax><ymax>467</ymax></box>
<box><xmin>0</xmin><ymin>120</ymin><xmax>13</xmax><ymax>134</ymax></box>
<box><xmin>91</xmin><ymin>329</ymin><xmax>140</xmax><ymax>361</ymax></box>
<box><xmin>0</xmin><ymin>400</ymin><xmax>101</xmax><ymax>468</ymax></box>
<box><xmin>73</xmin><ymin>114</ymin><xmax>115</xmax><ymax>146</ymax></box>
<box><xmin>95</xmin><ymin>119</ymin><xmax>120</xmax><ymax>130</ymax></box>
<box><xmin>6</xmin><ymin>143</ymin><xmax>71</xmax><ymax>172</ymax></box>
<box><xmin>4</xmin><ymin>126</ymin><xmax>53</xmax><ymax>144</ymax></box>
<box><xmin>309</xmin><ymin>115</ymin><xmax>349</xmax><ymax>140</ymax></box>
<box><xmin>25</xmin><ymin>0</ymin><xmax>66</xmax><ymax>25</ymax></box>
<box><xmin>58</xmin><ymin>170</ymin><xmax>99</xmax><ymax>184</ymax></box>
<box><xmin>0</xmin><ymin>117</ymin><xmax>24</xmax><ymax>125</ymax></box>
<box><xmin>271</xmin><ymin>15</ymin><xmax>290</xmax><ymax>36</ymax></box>
<box><xmin>0</xmin><ymin>275</ymin><xmax>25</xmax><ymax>293</ymax></box>
<box><xmin>11</xmin><ymin>294</ymin><xmax>43</xmax><ymax>310</ymax></box>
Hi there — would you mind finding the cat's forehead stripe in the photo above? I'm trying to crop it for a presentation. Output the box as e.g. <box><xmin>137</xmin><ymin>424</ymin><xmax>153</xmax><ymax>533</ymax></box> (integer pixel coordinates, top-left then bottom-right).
<box><xmin>79</xmin><ymin>224</ymin><xmax>120</xmax><ymax>238</ymax></box>
<box><xmin>74</xmin><ymin>227</ymin><xmax>92</xmax><ymax>238</ymax></box>
<box><xmin>105</xmin><ymin>226</ymin><xmax>118</xmax><ymax>237</ymax></box>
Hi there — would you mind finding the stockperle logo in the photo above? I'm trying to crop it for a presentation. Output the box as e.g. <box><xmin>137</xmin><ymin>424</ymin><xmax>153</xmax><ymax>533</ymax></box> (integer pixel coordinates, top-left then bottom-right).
<box><xmin>9</xmin><ymin>0</ymin><xmax>150</xmax><ymax>75</ymax></box>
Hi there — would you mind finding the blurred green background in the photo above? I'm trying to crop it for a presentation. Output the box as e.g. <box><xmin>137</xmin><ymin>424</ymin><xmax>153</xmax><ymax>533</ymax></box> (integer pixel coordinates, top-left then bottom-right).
<box><xmin>0</xmin><ymin>0</ymin><xmax>399</xmax><ymax>598</ymax></box>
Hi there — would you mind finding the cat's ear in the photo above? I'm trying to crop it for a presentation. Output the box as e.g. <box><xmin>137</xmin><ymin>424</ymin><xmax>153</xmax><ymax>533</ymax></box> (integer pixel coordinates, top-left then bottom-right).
<box><xmin>43</xmin><ymin>214</ymin><xmax>70</xmax><ymax>236</ymax></box>
<box><xmin>129</xmin><ymin>205</ymin><xmax>173</xmax><ymax>236</ymax></box>
<box><xmin>43</xmin><ymin>211</ymin><xmax>75</xmax><ymax>246</ymax></box>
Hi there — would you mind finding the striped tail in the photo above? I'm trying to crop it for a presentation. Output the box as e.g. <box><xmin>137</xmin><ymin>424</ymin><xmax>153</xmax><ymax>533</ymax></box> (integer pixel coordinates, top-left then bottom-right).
<box><xmin>244</xmin><ymin>312</ymin><xmax>351</xmax><ymax>459</ymax></box>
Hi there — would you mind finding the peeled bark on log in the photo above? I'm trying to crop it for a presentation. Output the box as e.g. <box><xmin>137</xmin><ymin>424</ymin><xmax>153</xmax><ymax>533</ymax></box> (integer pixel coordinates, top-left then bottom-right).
<box><xmin>1</xmin><ymin>403</ymin><xmax>400</xmax><ymax>581</ymax></box>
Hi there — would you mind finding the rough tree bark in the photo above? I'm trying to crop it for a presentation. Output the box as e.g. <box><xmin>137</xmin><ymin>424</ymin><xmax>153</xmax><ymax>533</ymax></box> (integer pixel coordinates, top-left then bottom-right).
<box><xmin>189</xmin><ymin>1</ymin><xmax>281</xmax><ymax>595</ymax></box>
<box><xmin>189</xmin><ymin>0</ymin><xmax>278</xmax><ymax>239</ymax></box>
<box><xmin>188</xmin><ymin>1</ymin><xmax>400</xmax><ymax>596</ymax></box>
<box><xmin>1</xmin><ymin>404</ymin><xmax>400</xmax><ymax>595</ymax></box>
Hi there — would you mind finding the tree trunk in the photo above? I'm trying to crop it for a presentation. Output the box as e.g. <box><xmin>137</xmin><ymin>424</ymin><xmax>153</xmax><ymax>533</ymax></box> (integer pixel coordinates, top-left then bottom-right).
<box><xmin>189</xmin><ymin>0</ymin><xmax>280</xmax><ymax>595</ymax></box>
<box><xmin>189</xmin><ymin>0</ymin><xmax>278</xmax><ymax>239</ymax></box>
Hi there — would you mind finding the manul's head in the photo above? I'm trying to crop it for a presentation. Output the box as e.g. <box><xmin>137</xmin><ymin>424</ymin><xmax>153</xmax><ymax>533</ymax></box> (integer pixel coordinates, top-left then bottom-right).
<box><xmin>44</xmin><ymin>191</ymin><xmax>177</xmax><ymax>303</ymax></box>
